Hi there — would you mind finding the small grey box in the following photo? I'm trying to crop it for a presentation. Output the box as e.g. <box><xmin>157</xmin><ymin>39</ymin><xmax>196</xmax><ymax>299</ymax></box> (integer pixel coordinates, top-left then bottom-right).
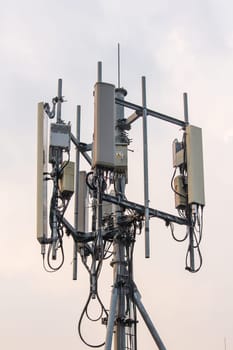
<box><xmin>59</xmin><ymin>161</ymin><xmax>74</xmax><ymax>198</ymax></box>
<box><xmin>115</xmin><ymin>144</ymin><xmax>128</xmax><ymax>171</ymax></box>
<box><xmin>174</xmin><ymin>175</ymin><xmax>187</xmax><ymax>209</ymax></box>
<box><xmin>103</xmin><ymin>190</ymin><xmax>117</xmax><ymax>218</ymax></box>
<box><xmin>172</xmin><ymin>139</ymin><xmax>184</xmax><ymax>167</ymax></box>
<box><xmin>50</xmin><ymin>123</ymin><xmax>71</xmax><ymax>151</ymax></box>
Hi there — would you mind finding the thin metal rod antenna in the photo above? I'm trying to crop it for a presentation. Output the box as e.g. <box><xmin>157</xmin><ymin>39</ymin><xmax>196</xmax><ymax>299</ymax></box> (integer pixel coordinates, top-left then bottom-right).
<box><xmin>57</xmin><ymin>78</ymin><xmax>62</xmax><ymax>123</ymax></box>
<box><xmin>142</xmin><ymin>76</ymin><xmax>150</xmax><ymax>258</ymax></box>
<box><xmin>73</xmin><ymin>105</ymin><xmax>81</xmax><ymax>280</ymax></box>
<box><xmin>224</xmin><ymin>337</ymin><xmax>227</xmax><ymax>350</ymax></box>
<box><xmin>97</xmin><ymin>61</ymin><xmax>102</xmax><ymax>82</ymax></box>
<box><xmin>183</xmin><ymin>92</ymin><xmax>195</xmax><ymax>271</ymax></box>
<box><xmin>183</xmin><ymin>92</ymin><xmax>189</xmax><ymax>124</ymax></box>
<box><xmin>117</xmin><ymin>43</ymin><xmax>120</xmax><ymax>88</ymax></box>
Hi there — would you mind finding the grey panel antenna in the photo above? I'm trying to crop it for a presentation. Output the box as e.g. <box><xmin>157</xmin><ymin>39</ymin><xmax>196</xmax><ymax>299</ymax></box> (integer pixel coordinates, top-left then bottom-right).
<box><xmin>77</xmin><ymin>171</ymin><xmax>89</xmax><ymax>232</ymax></box>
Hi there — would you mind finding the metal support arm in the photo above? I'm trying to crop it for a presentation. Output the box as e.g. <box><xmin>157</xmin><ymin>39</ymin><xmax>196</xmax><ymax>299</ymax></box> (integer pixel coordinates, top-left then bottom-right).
<box><xmin>71</xmin><ymin>133</ymin><xmax>92</xmax><ymax>165</ymax></box>
<box><xmin>115</xmin><ymin>98</ymin><xmax>186</xmax><ymax>127</ymax></box>
<box><xmin>102</xmin><ymin>193</ymin><xmax>188</xmax><ymax>226</ymax></box>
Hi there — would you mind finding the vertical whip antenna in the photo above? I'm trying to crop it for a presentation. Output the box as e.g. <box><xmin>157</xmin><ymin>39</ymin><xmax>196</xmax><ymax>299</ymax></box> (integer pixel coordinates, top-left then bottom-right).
<box><xmin>117</xmin><ymin>43</ymin><xmax>121</xmax><ymax>88</ymax></box>
<box><xmin>97</xmin><ymin>61</ymin><xmax>102</xmax><ymax>82</ymax></box>
<box><xmin>57</xmin><ymin>78</ymin><xmax>62</xmax><ymax>123</ymax></box>
<box><xmin>183</xmin><ymin>92</ymin><xmax>189</xmax><ymax>124</ymax></box>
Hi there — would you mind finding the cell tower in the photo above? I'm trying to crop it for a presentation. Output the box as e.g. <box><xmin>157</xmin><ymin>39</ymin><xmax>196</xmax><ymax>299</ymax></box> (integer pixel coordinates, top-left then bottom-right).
<box><xmin>37</xmin><ymin>53</ymin><xmax>205</xmax><ymax>349</ymax></box>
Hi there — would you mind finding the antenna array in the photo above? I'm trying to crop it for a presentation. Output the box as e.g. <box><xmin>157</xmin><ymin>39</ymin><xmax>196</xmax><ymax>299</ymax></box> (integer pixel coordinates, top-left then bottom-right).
<box><xmin>36</xmin><ymin>54</ymin><xmax>205</xmax><ymax>350</ymax></box>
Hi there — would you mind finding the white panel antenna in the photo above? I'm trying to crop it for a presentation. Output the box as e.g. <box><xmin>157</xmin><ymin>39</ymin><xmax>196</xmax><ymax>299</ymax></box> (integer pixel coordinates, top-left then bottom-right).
<box><xmin>37</xmin><ymin>102</ymin><xmax>48</xmax><ymax>243</ymax></box>
<box><xmin>186</xmin><ymin>125</ymin><xmax>205</xmax><ymax>206</ymax></box>
<box><xmin>92</xmin><ymin>82</ymin><xmax>115</xmax><ymax>169</ymax></box>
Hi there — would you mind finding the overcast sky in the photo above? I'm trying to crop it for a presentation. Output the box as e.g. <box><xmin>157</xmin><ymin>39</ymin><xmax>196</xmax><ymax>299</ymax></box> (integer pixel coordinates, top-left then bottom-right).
<box><xmin>0</xmin><ymin>0</ymin><xmax>233</xmax><ymax>349</ymax></box>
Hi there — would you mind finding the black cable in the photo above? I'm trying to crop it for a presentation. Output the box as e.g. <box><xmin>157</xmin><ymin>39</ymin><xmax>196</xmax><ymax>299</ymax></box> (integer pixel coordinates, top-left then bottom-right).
<box><xmin>126</xmin><ymin>224</ymin><xmax>138</xmax><ymax>350</ymax></box>
<box><xmin>58</xmin><ymin>151</ymin><xmax>70</xmax><ymax>177</ymax></box>
<box><xmin>85</xmin><ymin>291</ymin><xmax>107</xmax><ymax>322</ymax></box>
<box><xmin>86</xmin><ymin>171</ymin><xmax>97</xmax><ymax>191</ymax></box>
<box><xmin>45</xmin><ymin>150</ymin><xmax>72</xmax><ymax>273</ymax></box>
<box><xmin>185</xmin><ymin>227</ymin><xmax>203</xmax><ymax>273</ymax></box>
<box><xmin>46</xmin><ymin>235</ymin><xmax>65</xmax><ymax>271</ymax></box>
<box><xmin>78</xmin><ymin>291</ymin><xmax>108</xmax><ymax>348</ymax></box>
<box><xmin>170</xmin><ymin>167</ymin><xmax>187</xmax><ymax>199</ymax></box>
<box><xmin>185</xmin><ymin>243</ymin><xmax>203</xmax><ymax>273</ymax></box>
<box><xmin>81</xmin><ymin>253</ymin><xmax>92</xmax><ymax>275</ymax></box>
<box><xmin>169</xmin><ymin>222</ymin><xmax>188</xmax><ymax>242</ymax></box>
<box><xmin>42</xmin><ymin>253</ymin><xmax>59</xmax><ymax>273</ymax></box>
<box><xmin>103</xmin><ymin>241</ymin><xmax>113</xmax><ymax>260</ymax></box>
<box><xmin>107</xmin><ymin>222</ymin><xmax>138</xmax><ymax>350</ymax></box>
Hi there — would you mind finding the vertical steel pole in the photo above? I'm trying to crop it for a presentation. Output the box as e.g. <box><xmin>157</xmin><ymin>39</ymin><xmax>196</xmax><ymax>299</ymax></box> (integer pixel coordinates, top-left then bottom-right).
<box><xmin>114</xmin><ymin>240</ymin><xmax>126</xmax><ymax>350</ymax></box>
<box><xmin>113</xmin><ymin>87</ymin><xmax>127</xmax><ymax>350</ymax></box>
<box><xmin>104</xmin><ymin>285</ymin><xmax>118</xmax><ymax>350</ymax></box>
<box><xmin>73</xmin><ymin>105</ymin><xmax>81</xmax><ymax>280</ymax></box>
<box><xmin>52</xmin><ymin>79</ymin><xmax>63</xmax><ymax>258</ymax></box>
<box><xmin>183</xmin><ymin>92</ymin><xmax>195</xmax><ymax>271</ymax></box>
<box><xmin>142</xmin><ymin>76</ymin><xmax>150</xmax><ymax>258</ymax></box>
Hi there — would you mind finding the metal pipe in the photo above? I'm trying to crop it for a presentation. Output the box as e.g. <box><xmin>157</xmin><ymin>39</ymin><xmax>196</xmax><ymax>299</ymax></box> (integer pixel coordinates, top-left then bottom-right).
<box><xmin>183</xmin><ymin>94</ymin><xmax>195</xmax><ymax>270</ymax></box>
<box><xmin>115</xmin><ymin>241</ymin><xmax>126</xmax><ymax>350</ymax></box>
<box><xmin>57</xmin><ymin>78</ymin><xmax>62</xmax><ymax>123</ymax></box>
<box><xmin>115</xmin><ymin>98</ymin><xmax>186</xmax><ymax>127</ymax></box>
<box><xmin>102</xmin><ymin>193</ymin><xmax>187</xmax><ymax>225</ymax></box>
<box><xmin>104</xmin><ymin>285</ymin><xmax>118</xmax><ymax>350</ymax></box>
<box><xmin>189</xmin><ymin>224</ymin><xmax>195</xmax><ymax>271</ymax></box>
<box><xmin>97</xmin><ymin>61</ymin><xmax>102</xmax><ymax>83</ymax></box>
<box><xmin>132</xmin><ymin>287</ymin><xmax>167</xmax><ymax>350</ymax></box>
<box><xmin>183</xmin><ymin>92</ymin><xmax>189</xmax><ymax>124</ymax></box>
<box><xmin>113</xmin><ymin>87</ymin><xmax>127</xmax><ymax>350</ymax></box>
<box><xmin>73</xmin><ymin>105</ymin><xmax>81</xmax><ymax>280</ymax></box>
<box><xmin>142</xmin><ymin>76</ymin><xmax>150</xmax><ymax>258</ymax></box>
<box><xmin>117</xmin><ymin>43</ymin><xmax>120</xmax><ymax>88</ymax></box>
